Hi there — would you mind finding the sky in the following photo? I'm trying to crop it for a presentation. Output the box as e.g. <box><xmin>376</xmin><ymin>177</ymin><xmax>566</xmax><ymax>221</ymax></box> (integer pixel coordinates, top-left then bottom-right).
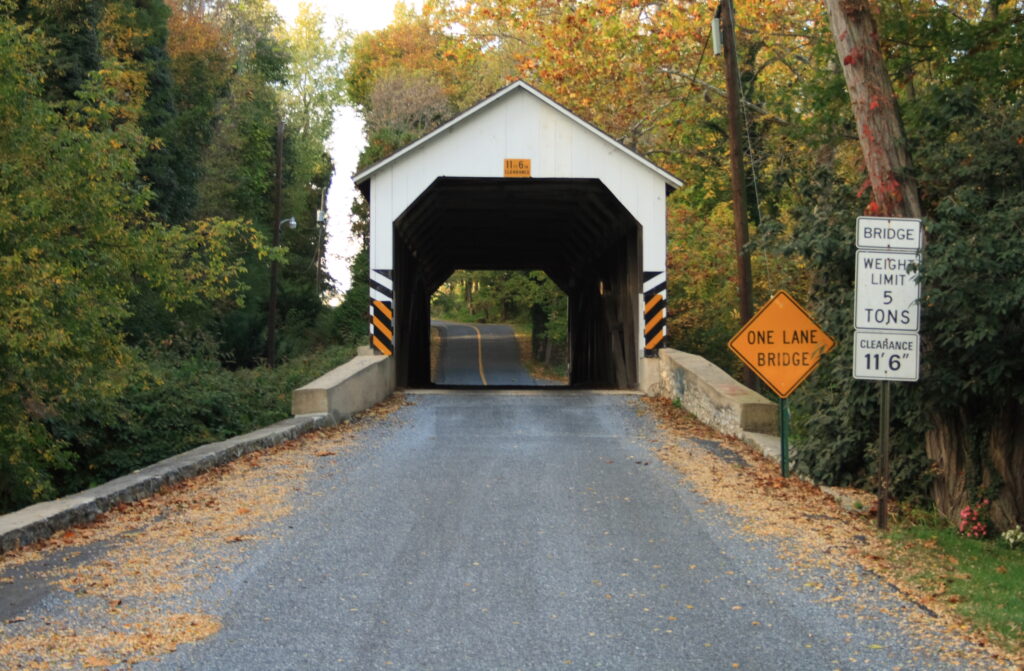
<box><xmin>269</xmin><ymin>0</ymin><xmax>419</xmax><ymax>294</ymax></box>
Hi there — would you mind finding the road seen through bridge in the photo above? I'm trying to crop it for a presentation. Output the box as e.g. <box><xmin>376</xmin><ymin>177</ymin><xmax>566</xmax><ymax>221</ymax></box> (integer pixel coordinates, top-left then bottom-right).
<box><xmin>0</xmin><ymin>389</ymin><xmax>1010</xmax><ymax>669</ymax></box>
<box><xmin>432</xmin><ymin>320</ymin><xmax>550</xmax><ymax>386</ymax></box>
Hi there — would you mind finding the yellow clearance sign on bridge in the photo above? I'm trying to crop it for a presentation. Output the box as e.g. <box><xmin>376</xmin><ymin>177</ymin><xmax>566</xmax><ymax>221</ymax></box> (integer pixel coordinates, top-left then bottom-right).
<box><xmin>729</xmin><ymin>291</ymin><xmax>835</xmax><ymax>398</ymax></box>
<box><xmin>504</xmin><ymin>159</ymin><xmax>531</xmax><ymax>177</ymax></box>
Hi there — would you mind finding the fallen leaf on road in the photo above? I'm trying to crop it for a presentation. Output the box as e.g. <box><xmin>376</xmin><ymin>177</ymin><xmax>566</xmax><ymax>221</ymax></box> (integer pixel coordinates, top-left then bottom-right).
<box><xmin>0</xmin><ymin>396</ymin><xmax>406</xmax><ymax>668</ymax></box>
<box><xmin>640</xmin><ymin>396</ymin><xmax>1022</xmax><ymax>669</ymax></box>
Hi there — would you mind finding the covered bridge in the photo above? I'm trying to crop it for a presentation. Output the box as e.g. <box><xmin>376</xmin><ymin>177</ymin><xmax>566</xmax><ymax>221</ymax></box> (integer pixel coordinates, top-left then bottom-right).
<box><xmin>353</xmin><ymin>80</ymin><xmax>681</xmax><ymax>389</ymax></box>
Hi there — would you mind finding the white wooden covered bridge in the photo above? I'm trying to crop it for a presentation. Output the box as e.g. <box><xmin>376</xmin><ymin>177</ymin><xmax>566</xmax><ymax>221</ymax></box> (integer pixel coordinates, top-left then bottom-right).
<box><xmin>353</xmin><ymin>80</ymin><xmax>681</xmax><ymax>389</ymax></box>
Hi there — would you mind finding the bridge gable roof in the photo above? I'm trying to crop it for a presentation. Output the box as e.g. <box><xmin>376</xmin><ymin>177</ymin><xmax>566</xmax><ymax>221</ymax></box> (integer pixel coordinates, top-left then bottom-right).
<box><xmin>352</xmin><ymin>80</ymin><xmax>682</xmax><ymax>194</ymax></box>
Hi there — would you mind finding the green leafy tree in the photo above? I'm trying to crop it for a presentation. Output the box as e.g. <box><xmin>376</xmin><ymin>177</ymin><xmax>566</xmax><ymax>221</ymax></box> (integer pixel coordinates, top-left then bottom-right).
<box><xmin>773</xmin><ymin>1</ymin><xmax>1024</xmax><ymax>528</ymax></box>
<box><xmin>0</xmin><ymin>6</ymin><xmax>261</xmax><ymax>510</ymax></box>
<box><xmin>271</xmin><ymin>3</ymin><xmax>347</xmax><ymax>357</ymax></box>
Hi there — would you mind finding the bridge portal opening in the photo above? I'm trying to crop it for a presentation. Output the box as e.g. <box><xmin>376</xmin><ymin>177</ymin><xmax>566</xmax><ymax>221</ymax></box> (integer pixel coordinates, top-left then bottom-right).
<box><xmin>391</xmin><ymin>177</ymin><xmax>642</xmax><ymax>390</ymax></box>
<box><xmin>429</xmin><ymin>270</ymin><xmax>570</xmax><ymax>387</ymax></box>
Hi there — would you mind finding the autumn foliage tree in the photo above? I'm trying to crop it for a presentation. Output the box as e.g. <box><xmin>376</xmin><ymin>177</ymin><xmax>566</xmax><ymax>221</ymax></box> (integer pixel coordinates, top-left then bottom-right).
<box><xmin>0</xmin><ymin>4</ymin><xmax>262</xmax><ymax>508</ymax></box>
<box><xmin>0</xmin><ymin>0</ymin><xmax>349</xmax><ymax>512</ymax></box>
<box><xmin>420</xmin><ymin>0</ymin><xmax>822</xmax><ymax>365</ymax></box>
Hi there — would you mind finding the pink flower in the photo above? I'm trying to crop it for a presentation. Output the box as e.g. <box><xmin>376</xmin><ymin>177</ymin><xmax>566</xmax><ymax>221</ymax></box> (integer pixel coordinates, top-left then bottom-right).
<box><xmin>957</xmin><ymin>502</ymin><xmax>990</xmax><ymax>539</ymax></box>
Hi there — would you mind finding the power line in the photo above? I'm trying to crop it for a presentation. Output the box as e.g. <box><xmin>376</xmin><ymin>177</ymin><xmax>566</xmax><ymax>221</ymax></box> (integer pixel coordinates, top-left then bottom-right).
<box><xmin>679</xmin><ymin>25</ymin><xmax>712</xmax><ymax>112</ymax></box>
<box><xmin>736</xmin><ymin>54</ymin><xmax>777</xmax><ymax>289</ymax></box>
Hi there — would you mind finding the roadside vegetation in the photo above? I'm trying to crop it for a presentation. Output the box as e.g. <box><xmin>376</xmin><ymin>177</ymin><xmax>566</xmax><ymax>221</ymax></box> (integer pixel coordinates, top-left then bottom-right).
<box><xmin>50</xmin><ymin>342</ymin><xmax>355</xmax><ymax>497</ymax></box>
<box><xmin>887</xmin><ymin>509</ymin><xmax>1024</xmax><ymax>655</ymax></box>
<box><xmin>0</xmin><ymin>1</ymin><xmax>361</xmax><ymax>513</ymax></box>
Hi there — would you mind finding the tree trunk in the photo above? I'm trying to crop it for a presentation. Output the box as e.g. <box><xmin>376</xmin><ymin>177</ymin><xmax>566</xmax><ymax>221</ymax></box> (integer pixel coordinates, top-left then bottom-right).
<box><xmin>825</xmin><ymin>0</ymin><xmax>965</xmax><ymax>525</ymax></box>
<box><xmin>987</xmin><ymin>402</ymin><xmax>1024</xmax><ymax>529</ymax></box>
<box><xmin>923</xmin><ymin>409</ymin><xmax>971</xmax><ymax>523</ymax></box>
<box><xmin>925</xmin><ymin>402</ymin><xmax>1024</xmax><ymax>530</ymax></box>
<box><xmin>824</xmin><ymin>0</ymin><xmax>921</xmax><ymax>219</ymax></box>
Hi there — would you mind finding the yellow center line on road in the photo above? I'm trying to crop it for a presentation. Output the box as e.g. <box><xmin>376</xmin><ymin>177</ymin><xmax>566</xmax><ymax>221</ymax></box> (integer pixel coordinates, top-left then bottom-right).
<box><xmin>468</xmin><ymin>324</ymin><xmax>489</xmax><ymax>386</ymax></box>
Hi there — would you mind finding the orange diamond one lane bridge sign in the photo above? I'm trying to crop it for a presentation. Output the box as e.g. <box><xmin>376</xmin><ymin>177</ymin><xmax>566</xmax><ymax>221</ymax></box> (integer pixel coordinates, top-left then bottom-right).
<box><xmin>728</xmin><ymin>291</ymin><xmax>835</xmax><ymax>399</ymax></box>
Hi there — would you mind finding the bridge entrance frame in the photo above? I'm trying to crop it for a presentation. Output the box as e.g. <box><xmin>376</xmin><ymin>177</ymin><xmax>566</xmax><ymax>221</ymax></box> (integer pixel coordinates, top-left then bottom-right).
<box><xmin>353</xmin><ymin>81</ymin><xmax>681</xmax><ymax>389</ymax></box>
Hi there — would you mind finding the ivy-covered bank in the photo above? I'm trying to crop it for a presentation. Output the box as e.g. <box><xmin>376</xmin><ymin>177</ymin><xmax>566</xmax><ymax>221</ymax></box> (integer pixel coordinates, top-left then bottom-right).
<box><xmin>770</xmin><ymin>3</ymin><xmax>1024</xmax><ymax>530</ymax></box>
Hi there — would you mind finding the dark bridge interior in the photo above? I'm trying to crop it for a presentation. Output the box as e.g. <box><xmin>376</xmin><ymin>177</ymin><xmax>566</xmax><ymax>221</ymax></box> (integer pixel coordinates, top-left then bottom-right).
<box><xmin>390</xmin><ymin>177</ymin><xmax>642</xmax><ymax>389</ymax></box>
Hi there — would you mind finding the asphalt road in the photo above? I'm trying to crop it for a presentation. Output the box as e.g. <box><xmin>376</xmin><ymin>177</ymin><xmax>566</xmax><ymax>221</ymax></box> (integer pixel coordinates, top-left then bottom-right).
<box><xmin>1</xmin><ymin>392</ymin><xmax>1005</xmax><ymax>669</ymax></box>
<box><xmin>432</xmin><ymin>321</ymin><xmax>542</xmax><ymax>386</ymax></box>
<box><xmin>138</xmin><ymin>392</ymin><xmax>991</xmax><ymax>670</ymax></box>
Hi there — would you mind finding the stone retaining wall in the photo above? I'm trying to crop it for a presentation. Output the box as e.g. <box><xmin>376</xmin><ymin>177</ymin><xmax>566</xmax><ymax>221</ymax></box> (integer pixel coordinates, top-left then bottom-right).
<box><xmin>651</xmin><ymin>348</ymin><xmax>781</xmax><ymax>459</ymax></box>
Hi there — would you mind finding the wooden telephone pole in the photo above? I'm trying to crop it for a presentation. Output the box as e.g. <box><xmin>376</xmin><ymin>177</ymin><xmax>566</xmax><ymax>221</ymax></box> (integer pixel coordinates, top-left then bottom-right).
<box><xmin>718</xmin><ymin>0</ymin><xmax>756</xmax><ymax>389</ymax></box>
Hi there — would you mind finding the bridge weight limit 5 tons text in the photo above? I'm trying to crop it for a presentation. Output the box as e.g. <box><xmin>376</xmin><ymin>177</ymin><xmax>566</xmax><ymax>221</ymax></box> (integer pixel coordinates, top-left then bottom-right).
<box><xmin>853</xmin><ymin>217</ymin><xmax>922</xmax><ymax>381</ymax></box>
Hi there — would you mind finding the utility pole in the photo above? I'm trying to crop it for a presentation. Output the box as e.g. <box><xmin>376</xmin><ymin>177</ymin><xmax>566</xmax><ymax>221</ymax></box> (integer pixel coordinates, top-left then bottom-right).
<box><xmin>267</xmin><ymin>120</ymin><xmax>284</xmax><ymax>368</ymax></box>
<box><xmin>718</xmin><ymin>0</ymin><xmax>756</xmax><ymax>388</ymax></box>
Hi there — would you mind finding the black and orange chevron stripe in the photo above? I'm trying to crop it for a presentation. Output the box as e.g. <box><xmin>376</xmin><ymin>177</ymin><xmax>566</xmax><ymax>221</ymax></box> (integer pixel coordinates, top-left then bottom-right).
<box><xmin>643</xmin><ymin>271</ymin><xmax>667</xmax><ymax>357</ymax></box>
<box><xmin>370</xmin><ymin>269</ymin><xmax>394</xmax><ymax>356</ymax></box>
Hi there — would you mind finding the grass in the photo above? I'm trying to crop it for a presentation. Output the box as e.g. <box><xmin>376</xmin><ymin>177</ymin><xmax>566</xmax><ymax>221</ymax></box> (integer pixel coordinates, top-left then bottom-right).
<box><xmin>887</xmin><ymin>509</ymin><xmax>1024</xmax><ymax>654</ymax></box>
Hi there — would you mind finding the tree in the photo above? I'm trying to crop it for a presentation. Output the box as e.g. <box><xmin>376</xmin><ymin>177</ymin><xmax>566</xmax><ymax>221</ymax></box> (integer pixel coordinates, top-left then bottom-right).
<box><xmin>0</xmin><ymin>6</ymin><xmax>260</xmax><ymax>509</ymax></box>
<box><xmin>806</xmin><ymin>0</ymin><xmax>1024</xmax><ymax>528</ymax></box>
<box><xmin>163</xmin><ymin>0</ymin><xmax>236</xmax><ymax>224</ymax></box>
<box><xmin>277</xmin><ymin>1</ymin><xmax>346</xmax><ymax>291</ymax></box>
<box><xmin>825</xmin><ymin>0</ymin><xmax>920</xmax><ymax>219</ymax></box>
<box><xmin>346</xmin><ymin>4</ymin><xmax>508</xmax><ymax>170</ymax></box>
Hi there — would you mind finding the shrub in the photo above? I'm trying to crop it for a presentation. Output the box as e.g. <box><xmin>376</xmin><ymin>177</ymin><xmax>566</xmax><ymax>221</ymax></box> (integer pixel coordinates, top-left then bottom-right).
<box><xmin>7</xmin><ymin>343</ymin><xmax>356</xmax><ymax>513</ymax></box>
<box><xmin>1001</xmin><ymin>526</ymin><xmax>1024</xmax><ymax>550</ymax></box>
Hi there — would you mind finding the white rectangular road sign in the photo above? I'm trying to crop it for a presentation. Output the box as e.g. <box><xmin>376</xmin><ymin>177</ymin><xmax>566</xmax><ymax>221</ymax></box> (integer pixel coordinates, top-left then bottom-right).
<box><xmin>857</xmin><ymin>217</ymin><xmax>922</xmax><ymax>251</ymax></box>
<box><xmin>854</xmin><ymin>330</ymin><xmax>920</xmax><ymax>381</ymax></box>
<box><xmin>855</xmin><ymin>250</ymin><xmax>921</xmax><ymax>331</ymax></box>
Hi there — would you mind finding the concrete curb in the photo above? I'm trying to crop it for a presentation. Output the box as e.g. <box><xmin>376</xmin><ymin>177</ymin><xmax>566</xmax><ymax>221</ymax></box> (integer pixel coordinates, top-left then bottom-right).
<box><xmin>0</xmin><ymin>414</ymin><xmax>334</xmax><ymax>554</ymax></box>
<box><xmin>292</xmin><ymin>353</ymin><xmax>395</xmax><ymax>419</ymax></box>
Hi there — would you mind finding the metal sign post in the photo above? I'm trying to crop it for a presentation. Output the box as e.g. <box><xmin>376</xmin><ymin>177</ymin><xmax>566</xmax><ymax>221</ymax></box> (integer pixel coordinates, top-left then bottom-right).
<box><xmin>780</xmin><ymin>397</ymin><xmax>790</xmax><ymax>478</ymax></box>
<box><xmin>878</xmin><ymin>380</ymin><xmax>891</xmax><ymax>528</ymax></box>
<box><xmin>729</xmin><ymin>291</ymin><xmax>835</xmax><ymax>478</ymax></box>
<box><xmin>853</xmin><ymin>217</ymin><xmax>922</xmax><ymax>530</ymax></box>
